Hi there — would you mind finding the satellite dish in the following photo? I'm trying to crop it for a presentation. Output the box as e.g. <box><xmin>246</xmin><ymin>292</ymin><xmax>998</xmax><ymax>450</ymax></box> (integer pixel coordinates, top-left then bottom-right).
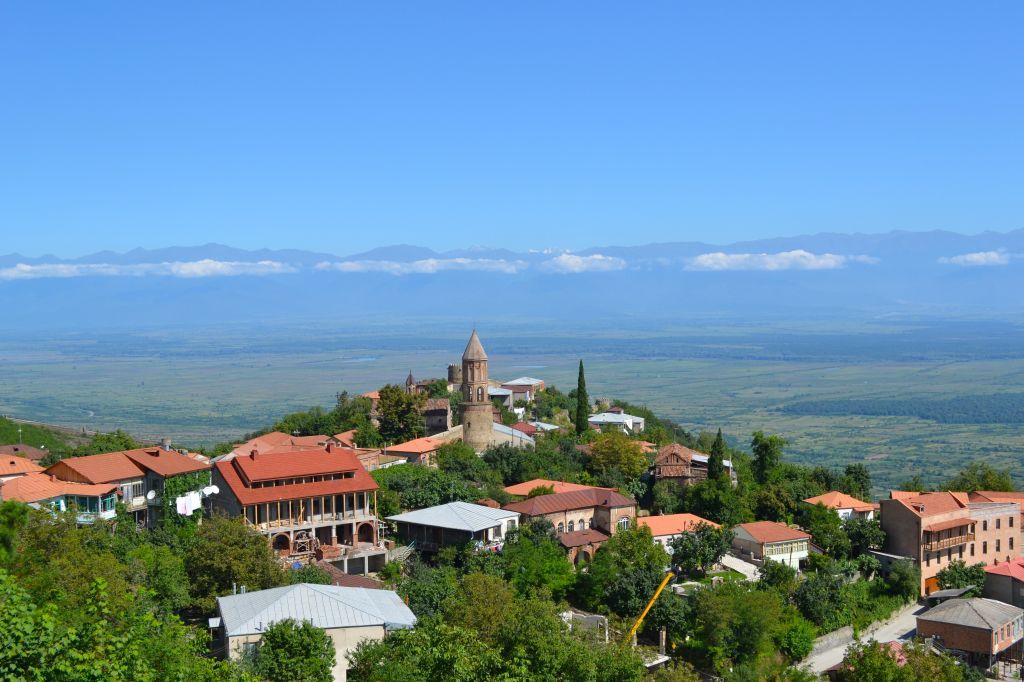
<box><xmin>146</xmin><ymin>490</ymin><xmax>156</xmax><ymax>501</ymax></box>
<box><xmin>202</xmin><ymin>485</ymin><xmax>220</xmax><ymax>497</ymax></box>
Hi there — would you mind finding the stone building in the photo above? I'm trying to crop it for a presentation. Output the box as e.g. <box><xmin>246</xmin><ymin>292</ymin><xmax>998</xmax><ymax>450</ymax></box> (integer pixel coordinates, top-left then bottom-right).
<box><xmin>459</xmin><ymin>330</ymin><xmax>493</xmax><ymax>452</ymax></box>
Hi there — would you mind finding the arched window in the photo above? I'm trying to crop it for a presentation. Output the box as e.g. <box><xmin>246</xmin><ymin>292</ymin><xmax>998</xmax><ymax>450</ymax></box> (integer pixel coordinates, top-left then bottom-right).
<box><xmin>588</xmin><ymin>518</ymin><xmax>594</xmax><ymax>529</ymax></box>
<box><xmin>557</xmin><ymin>522</ymin><xmax>564</xmax><ymax>534</ymax></box>
<box><xmin>618</xmin><ymin>517</ymin><xmax>630</xmax><ymax>531</ymax></box>
<box><xmin>579</xmin><ymin>518</ymin><xmax>585</xmax><ymax>530</ymax></box>
<box><xmin>477</xmin><ymin>386</ymin><xmax>484</xmax><ymax>402</ymax></box>
<box><xmin>466</xmin><ymin>387</ymin><xmax>472</xmax><ymax>400</ymax></box>
<box><xmin>568</xmin><ymin>521</ymin><xmax>575</xmax><ymax>532</ymax></box>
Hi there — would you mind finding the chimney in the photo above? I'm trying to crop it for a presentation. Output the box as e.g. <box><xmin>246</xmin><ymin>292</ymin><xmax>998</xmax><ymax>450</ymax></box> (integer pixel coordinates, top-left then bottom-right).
<box><xmin>160</xmin><ymin>437</ymin><xmax>172</xmax><ymax>451</ymax></box>
<box><xmin>326</xmin><ymin>442</ymin><xmax>333</xmax><ymax>454</ymax></box>
<box><xmin>250</xmin><ymin>449</ymin><xmax>258</xmax><ymax>460</ymax></box>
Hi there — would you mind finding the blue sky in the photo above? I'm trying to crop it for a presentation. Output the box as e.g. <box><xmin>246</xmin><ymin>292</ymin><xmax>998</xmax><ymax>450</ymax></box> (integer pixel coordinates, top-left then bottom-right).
<box><xmin>2</xmin><ymin>3</ymin><xmax>1022</xmax><ymax>257</ymax></box>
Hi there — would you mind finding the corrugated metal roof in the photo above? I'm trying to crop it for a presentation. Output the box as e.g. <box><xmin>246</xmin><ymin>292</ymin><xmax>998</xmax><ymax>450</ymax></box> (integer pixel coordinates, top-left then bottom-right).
<box><xmin>502</xmin><ymin>377</ymin><xmax>543</xmax><ymax>386</ymax></box>
<box><xmin>217</xmin><ymin>583</ymin><xmax>415</xmax><ymax>636</ymax></box>
<box><xmin>918</xmin><ymin>598</ymin><xmax>1023</xmax><ymax>630</ymax></box>
<box><xmin>493</xmin><ymin>422</ymin><xmax>535</xmax><ymax>445</ymax></box>
<box><xmin>386</xmin><ymin>501</ymin><xmax>518</xmax><ymax>532</ymax></box>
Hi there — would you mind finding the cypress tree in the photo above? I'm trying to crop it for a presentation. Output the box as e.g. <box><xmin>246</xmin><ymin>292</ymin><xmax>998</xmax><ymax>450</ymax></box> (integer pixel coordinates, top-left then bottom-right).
<box><xmin>708</xmin><ymin>428</ymin><xmax>726</xmax><ymax>481</ymax></box>
<box><xmin>575</xmin><ymin>360</ymin><xmax>589</xmax><ymax>435</ymax></box>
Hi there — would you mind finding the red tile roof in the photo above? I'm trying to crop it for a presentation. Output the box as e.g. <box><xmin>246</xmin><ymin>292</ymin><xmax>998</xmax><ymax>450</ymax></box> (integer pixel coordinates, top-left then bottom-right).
<box><xmin>231</xmin><ymin>446</ymin><xmax>367</xmax><ymax>484</ymax></box>
<box><xmin>387</xmin><ymin>437</ymin><xmax>445</xmax><ymax>455</ymax></box>
<box><xmin>502</xmin><ymin>479</ymin><xmax>608</xmax><ymax>496</ymax></box>
<box><xmin>985</xmin><ymin>557</ymin><xmax>1024</xmax><ymax>581</ymax></box>
<box><xmin>558</xmin><ymin>528</ymin><xmax>610</xmax><ymax>548</ymax></box>
<box><xmin>803</xmin><ymin>491</ymin><xmax>875</xmax><ymax>512</ymax></box>
<box><xmin>894</xmin><ymin>491</ymin><xmax>970</xmax><ymax>517</ymax></box>
<box><xmin>0</xmin><ymin>472</ymin><xmax>117</xmax><ymax>504</ymax></box>
<box><xmin>215</xmin><ymin>456</ymin><xmax>378</xmax><ymax>506</ymax></box>
<box><xmin>924</xmin><ymin>517</ymin><xmax>977</xmax><ymax>532</ymax></box>
<box><xmin>333</xmin><ymin>430</ymin><xmax>358</xmax><ymax>448</ymax></box>
<box><xmin>503</xmin><ymin>488</ymin><xmax>635</xmax><ymax>516</ymax></box>
<box><xmin>0</xmin><ymin>444</ymin><xmax>47</xmax><ymax>462</ymax></box>
<box><xmin>639</xmin><ymin>513</ymin><xmax>719</xmax><ymax>537</ymax></box>
<box><xmin>0</xmin><ymin>455</ymin><xmax>44</xmax><ymax>477</ymax></box>
<box><xmin>312</xmin><ymin>560</ymin><xmax>382</xmax><ymax>588</ymax></box>
<box><xmin>46</xmin><ymin>447</ymin><xmax>210</xmax><ymax>484</ymax></box>
<box><xmin>736</xmin><ymin>521</ymin><xmax>811</xmax><ymax>544</ymax></box>
<box><xmin>123</xmin><ymin>448</ymin><xmax>210</xmax><ymax>478</ymax></box>
<box><xmin>510</xmin><ymin>422</ymin><xmax>537</xmax><ymax>437</ymax></box>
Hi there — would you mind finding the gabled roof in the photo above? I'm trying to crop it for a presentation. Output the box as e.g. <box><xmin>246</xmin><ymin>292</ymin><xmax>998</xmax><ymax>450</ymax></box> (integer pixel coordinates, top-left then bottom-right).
<box><xmin>502</xmin><ymin>377</ymin><xmax>544</xmax><ymax>386</ymax></box>
<box><xmin>803</xmin><ymin>491</ymin><xmax>875</xmax><ymax>512</ymax></box>
<box><xmin>985</xmin><ymin>557</ymin><xmax>1024</xmax><ymax>582</ymax></box>
<box><xmin>386</xmin><ymin>501</ymin><xmax>518</xmax><ymax>532</ymax></box>
<box><xmin>333</xmin><ymin>430</ymin><xmax>358</xmax><ymax>448</ymax></box>
<box><xmin>387</xmin><ymin>436</ymin><xmax>445</xmax><ymax>455</ymax></box>
<box><xmin>123</xmin><ymin>448</ymin><xmax>210</xmax><ymax>477</ymax></box>
<box><xmin>231</xmin><ymin>446</ymin><xmax>362</xmax><ymax>483</ymax></box>
<box><xmin>47</xmin><ymin>452</ymin><xmax>146</xmax><ymax>483</ymax></box>
<box><xmin>510</xmin><ymin>422</ymin><xmax>537</xmax><ymax>437</ymax></box>
<box><xmin>462</xmin><ymin>330</ymin><xmax>488</xmax><ymax>361</ymax></box>
<box><xmin>735</xmin><ymin>521</ymin><xmax>810</xmax><ymax>544</ymax></box>
<box><xmin>502</xmin><ymin>479</ymin><xmax>608</xmax><ymax>496</ymax></box>
<box><xmin>215</xmin><ymin>447</ymin><xmax>377</xmax><ymax>506</ymax></box>
<box><xmin>918</xmin><ymin>598</ymin><xmax>1023</xmax><ymax>630</ymax></box>
<box><xmin>653</xmin><ymin>443</ymin><xmax>733</xmax><ymax>473</ymax></box>
<box><xmin>892</xmin><ymin>491</ymin><xmax>970</xmax><ymax>517</ymax></box>
<box><xmin>0</xmin><ymin>444</ymin><xmax>47</xmax><ymax>462</ymax></box>
<box><xmin>217</xmin><ymin>583</ymin><xmax>415</xmax><ymax>637</ymax></box>
<box><xmin>0</xmin><ymin>472</ymin><xmax>116</xmax><ymax>504</ymax></box>
<box><xmin>0</xmin><ymin>455</ymin><xmax>44</xmax><ymax>477</ymax></box>
<box><xmin>971</xmin><ymin>491</ymin><xmax>1024</xmax><ymax>504</ymax></box>
<box><xmin>639</xmin><ymin>513</ymin><xmax>719</xmax><ymax>537</ymax></box>
<box><xmin>503</xmin><ymin>488</ymin><xmax>635</xmax><ymax>516</ymax></box>
<box><xmin>558</xmin><ymin>528</ymin><xmax>609</xmax><ymax>548</ymax></box>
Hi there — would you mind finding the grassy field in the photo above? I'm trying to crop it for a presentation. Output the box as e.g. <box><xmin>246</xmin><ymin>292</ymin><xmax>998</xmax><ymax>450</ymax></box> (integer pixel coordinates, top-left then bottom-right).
<box><xmin>2</xmin><ymin>320</ymin><xmax>1023</xmax><ymax>495</ymax></box>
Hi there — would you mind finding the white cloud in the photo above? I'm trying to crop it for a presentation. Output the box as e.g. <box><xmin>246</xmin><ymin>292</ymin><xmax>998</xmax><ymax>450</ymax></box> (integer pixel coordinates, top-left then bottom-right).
<box><xmin>540</xmin><ymin>253</ymin><xmax>627</xmax><ymax>274</ymax></box>
<box><xmin>685</xmin><ymin>250</ymin><xmax>877</xmax><ymax>271</ymax></box>
<box><xmin>938</xmin><ymin>250</ymin><xmax>1012</xmax><ymax>266</ymax></box>
<box><xmin>316</xmin><ymin>258</ymin><xmax>527</xmax><ymax>275</ymax></box>
<box><xmin>0</xmin><ymin>260</ymin><xmax>296</xmax><ymax>280</ymax></box>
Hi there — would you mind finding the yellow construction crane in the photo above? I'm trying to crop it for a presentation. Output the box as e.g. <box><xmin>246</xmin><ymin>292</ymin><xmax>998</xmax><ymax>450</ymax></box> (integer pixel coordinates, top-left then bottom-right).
<box><xmin>622</xmin><ymin>565</ymin><xmax>683</xmax><ymax>647</ymax></box>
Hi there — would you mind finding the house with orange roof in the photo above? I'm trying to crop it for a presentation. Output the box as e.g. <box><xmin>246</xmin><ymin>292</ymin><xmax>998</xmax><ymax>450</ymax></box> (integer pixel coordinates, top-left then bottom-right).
<box><xmin>45</xmin><ymin>445</ymin><xmax>210</xmax><ymax>527</ymax></box>
<box><xmin>732</xmin><ymin>521</ymin><xmax>811</xmax><ymax>570</ymax></box>
<box><xmin>0</xmin><ymin>444</ymin><xmax>47</xmax><ymax>463</ymax></box>
<box><xmin>212</xmin><ymin>442</ymin><xmax>383</xmax><ymax>568</ymax></box>
<box><xmin>502</xmin><ymin>479</ymin><xmax>609</xmax><ymax>497</ymax></box>
<box><xmin>879</xmin><ymin>491</ymin><xmax>1021</xmax><ymax>595</ymax></box>
<box><xmin>0</xmin><ymin>472</ymin><xmax>119</xmax><ymax>523</ymax></box>
<box><xmin>639</xmin><ymin>513</ymin><xmax>719</xmax><ymax>552</ymax></box>
<box><xmin>983</xmin><ymin>557</ymin><xmax>1024</xmax><ymax>607</ymax></box>
<box><xmin>385</xmin><ymin>436</ymin><xmax>446</xmax><ymax>468</ymax></box>
<box><xmin>0</xmin><ymin>454</ymin><xmax>44</xmax><ymax>482</ymax></box>
<box><xmin>803</xmin><ymin>490</ymin><xmax>877</xmax><ymax>520</ymax></box>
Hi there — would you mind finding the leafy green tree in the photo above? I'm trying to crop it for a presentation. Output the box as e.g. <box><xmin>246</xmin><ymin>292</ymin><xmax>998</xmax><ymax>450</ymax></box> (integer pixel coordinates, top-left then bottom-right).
<box><xmin>936</xmin><ymin>559</ymin><xmax>987</xmax><ymax>595</ymax></box>
<box><xmin>376</xmin><ymin>384</ymin><xmax>426</xmax><ymax>444</ymax></box>
<box><xmin>436</xmin><ymin>441</ymin><xmax>497</xmax><ymax>487</ymax></box>
<box><xmin>502</xmin><ymin>522</ymin><xmax>576</xmax><ymax>599</ymax></box>
<box><xmin>943</xmin><ymin>462</ymin><xmax>1015</xmax><ymax>493</ymax></box>
<box><xmin>348</xmin><ymin>621</ymin><xmax>508</xmax><ymax>681</ymax></box>
<box><xmin>841</xmin><ymin>464</ymin><xmax>872</xmax><ymax>499</ymax></box>
<box><xmin>371</xmin><ymin>465</ymin><xmax>474</xmax><ymax>512</ymax></box>
<box><xmin>899</xmin><ymin>474</ymin><xmax>928</xmax><ymax>492</ymax></box>
<box><xmin>886</xmin><ymin>560</ymin><xmax>921</xmax><ymax>602</ymax></box>
<box><xmin>837</xmin><ymin>639</ymin><xmax>966</xmax><ymax>682</ymax></box>
<box><xmin>395</xmin><ymin>560</ymin><xmax>459</xmax><ymax>618</ymax></box>
<box><xmin>751</xmin><ymin>431</ymin><xmax>785</xmax><ymax>484</ymax></box>
<box><xmin>587</xmin><ymin>430</ymin><xmax>648</xmax><ymax>481</ymax></box>
<box><xmin>0</xmin><ymin>500</ymin><xmax>27</xmax><ymax>566</ymax></box>
<box><xmin>286</xmin><ymin>564</ymin><xmax>332</xmax><ymax>585</ymax></box>
<box><xmin>425</xmin><ymin>379</ymin><xmax>449</xmax><ymax>398</ymax></box>
<box><xmin>800</xmin><ymin>503</ymin><xmax>851</xmax><ymax>559</ymax></box>
<box><xmin>125</xmin><ymin>543</ymin><xmax>191</xmax><ymax>616</ymax></box>
<box><xmin>794</xmin><ymin>571</ymin><xmax>845</xmax><ymax>629</ymax></box>
<box><xmin>651</xmin><ymin>479</ymin><xmax>683</xmax><ymax>514</ymax></box>
<box><xmin>526</xmin><ymin>484</ymin><xmax>555</xmax><ymax>498</ymax></box>
<box><xmin>682</xmin><ymin>478</ymin><xmax>750</xmax><ymax>527</ymax></box>
<box><xmin>708</xmin><ymin>429</ymin><xmax>726</xmax><ymax>481</ymax></box>
<box><xmin>757</xmin><ymin>559</ymin><xmax>798</xmax><ymax>598</ymax></box>
<box><xmin>576</xmin><ymin>526</ymin><xmax>669</xmax><ymax>616</ymax></box>
<box><xmin>751</xmin><ymin>483</ymin><xmax>797</xmax><ymax>523</ymax></box>
<box><xmin>668</xmin><ymin>522</ymin><xmax>734</xmax><ymax>577</ymax></box>
<box><xmin>185</xmin><ymin>516</ymin><xmax>285</xmax><ymax>614</ymax></box>
<box><xmin>575</xmin><ymin>360</ymin><xmax>589</xmax><ymax>435</ymax></box>
<box><xmin>844</xmin><ymin>517</ymin><xmax>885</xmax><ymax>557</ymax></box>
<box><xmin>254</xmin><ymin>618</ymin><xmax>335</xmax><ymax>682</ymax></box>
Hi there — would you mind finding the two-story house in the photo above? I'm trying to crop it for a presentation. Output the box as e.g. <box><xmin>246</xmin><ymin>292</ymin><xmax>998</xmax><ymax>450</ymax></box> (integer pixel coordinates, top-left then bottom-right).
<box><xmin>652</xmin><ymin>443</ymin><xmax>736</xmax><ymax>486</ymax></box>
<box><xmin>212</xmin><ymin>443</ymin><xmax>384</xmax><ymax>569</ymax></box>
<box><xmin>879</xmin><ymin>491</ymin><xmax>1021</xmax><ymax>595</ymax></box>
<box><xmin>503</xmin><ymin>488</ymin><xmax>636</xmax><ymax>564</ymax></box>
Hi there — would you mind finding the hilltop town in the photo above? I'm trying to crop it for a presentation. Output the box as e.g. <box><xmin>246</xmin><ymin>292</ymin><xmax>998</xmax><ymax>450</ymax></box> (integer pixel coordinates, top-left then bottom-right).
<box><xmin>1</xmin><ymin>330</ymin><xmax>1022</xmax><ymax>681</ymax></box>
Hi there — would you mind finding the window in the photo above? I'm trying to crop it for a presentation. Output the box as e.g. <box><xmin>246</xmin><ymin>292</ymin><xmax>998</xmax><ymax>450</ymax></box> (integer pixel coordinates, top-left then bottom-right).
<box><xmin>971</xmin><ymin>543</ymin><xmax>975</xmax><ymax>557</ymax></box>
<box><xmin>617</xmin><ymin>517</ymin><xmax>630</xmax><ymax>530</ymax></box>
<box><xmin>926</xmin><ymin>554</ymin><xmax>931</xmax><ymax>567</ymax></box>
<box><xmin>477</xmin><ymin>387</ymin><xmax>483</xmax><ymax>402</ymax></box>
<box><xmin>242</xmin><ymin>642</ymin><xmax>258</xmax><ymax>659</ymax></box>
<box><xmin>959</xmin><ymin>546</ymin><xmax>964</xmax><ymax>558</ymax></box>
<box><xmin>579</xmin><ymin>518</ymin><xmax>585</xmax><ymax>530</ymax></box>
<box><xmin>588</xmin><ymin>518</ymin><xmax>594</xmax><ymax>529</ymax></box>
<box><xmin>557</xmin><ymin>522</ymin><xmax>564</xmax><ymax>534</ymax></box>
<box><xmin>1012</xmin><ymin>516</ymin><xmax>1016</xmax><ymax>528</ymax></box>
<box><xmin>984</xmin><ymin>520</ymin><xmax>988</xmax><ymax>531</ymax></box>
<box><xmin>984</xmin><ymin>541</ymin><xmax>988</xmax><ymax>554</ymax></box>
<box><xmin>1011</xmin><ymin>537</ymin><xmax>1015</xmax><ymax>551</ymax></box>
<box><xmin>998</xmin><ymin>518</ymin><xmax>1002</xmax><ymax>529</ymax></box>
<box><xmin>997</xmin><ymin>539</ymin><xmax>1001</xmax><ymax>552</ymax></box>
<box><xmin>568</xmin><ymin>521</ymin><xmax>575</xmax><ymax>532</ymax></box>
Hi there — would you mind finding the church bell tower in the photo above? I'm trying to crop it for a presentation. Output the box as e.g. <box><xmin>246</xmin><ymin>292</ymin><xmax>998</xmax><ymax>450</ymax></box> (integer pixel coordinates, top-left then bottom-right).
<box><xmin>460</xmin><ymin>330</ymin><xmax>493</xmax><ymax>452</ymax></box>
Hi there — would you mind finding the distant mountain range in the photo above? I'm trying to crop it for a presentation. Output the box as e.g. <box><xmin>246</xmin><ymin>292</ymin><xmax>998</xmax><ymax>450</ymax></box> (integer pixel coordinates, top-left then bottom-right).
<box><xmin>2</xmin><ymin>229</ymin><xmax>1023</xmax><ymax>330</ymax></box>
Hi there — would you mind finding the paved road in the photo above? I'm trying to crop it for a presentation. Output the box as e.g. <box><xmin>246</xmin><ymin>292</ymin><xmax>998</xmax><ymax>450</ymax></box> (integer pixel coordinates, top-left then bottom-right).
<box><xmin>803</xmin><ymin>603</ymin><xmax>927</xmax><ymax>674</ymax></box>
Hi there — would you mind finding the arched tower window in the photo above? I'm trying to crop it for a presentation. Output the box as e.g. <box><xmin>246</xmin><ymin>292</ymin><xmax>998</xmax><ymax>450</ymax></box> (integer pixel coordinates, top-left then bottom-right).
<box><xmin>477</xmin><ymin>386</ymin><xmax>483</xmax><ymax>402</ymax></box>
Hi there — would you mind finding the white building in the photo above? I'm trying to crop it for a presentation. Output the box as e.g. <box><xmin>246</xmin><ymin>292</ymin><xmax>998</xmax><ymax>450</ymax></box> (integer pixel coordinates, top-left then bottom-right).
<box><xmin>803</xmin><ymin>491</ymin><xmax>876</xmax><ymax>520</ymax></box>
<box><xmin>588</xmin><ymin>411</ymin><xmax>646</xmax><ymax>434</ymax></box>
<box><xmin>732</xmin><ymin>521</ymin><xmax>811</xmax><ymax>570</ymax></box>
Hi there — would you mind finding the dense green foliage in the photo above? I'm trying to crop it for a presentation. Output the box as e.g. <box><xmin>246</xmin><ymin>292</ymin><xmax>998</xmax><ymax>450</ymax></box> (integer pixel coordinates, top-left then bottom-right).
<box><xmin>0</xmin><ymin>416</ymin><xmax>70</xmax><ymax>451</ymax></box>
<box><xmin>837</xmin><ymin>639</ymin><xmax>972</xmax><ymax>681</ymax></box>
<box><xmin>252</xmin><ymin>618</ymin><xmax>336</xmax><ymax>682</ymax></box>
<box><xmin>669</xmin><ymin>522</ymin><xmax>734</xmax><ymax>577</ymax></box>
<box><xmin>575</xmin><ymin>360</ymin><xmax>589</xmax><ymax>435</ymax></box>
<box><xmin>936</xmin><ymin>559</ymin><xmax>987</xmax><ymax>595</ymax></box>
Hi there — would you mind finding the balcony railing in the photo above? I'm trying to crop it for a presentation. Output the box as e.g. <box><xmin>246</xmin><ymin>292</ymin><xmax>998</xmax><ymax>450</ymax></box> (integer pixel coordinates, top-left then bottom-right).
<box><xmin>923</xmin><ymin>533</ymin><xmax>975</xmax><ymax>551</ymax></box>
<box><xmin>244</xmin><ymin>511</ymin><xmax>375</xmax><ymax>531</ymax></box>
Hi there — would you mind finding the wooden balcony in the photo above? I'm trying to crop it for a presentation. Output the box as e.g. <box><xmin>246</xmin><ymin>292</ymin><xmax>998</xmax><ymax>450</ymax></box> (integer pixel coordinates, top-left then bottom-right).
<box><xmin>244</xmin><ymin>511</ymin><xmax>376</xmax><ymax>533</ymax></box>
<box><xmin>923</xmin><ymin>533</ymin><xmax>975</xmax><ymax>551</ymax></box>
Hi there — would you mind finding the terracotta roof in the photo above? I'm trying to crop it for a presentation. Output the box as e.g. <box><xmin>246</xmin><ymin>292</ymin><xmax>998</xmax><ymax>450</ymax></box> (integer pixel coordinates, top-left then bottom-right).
<box><xmin>387</xmin><ymin>437</ymin><xmax>445</xmax><ymax>455</ymax></box>
<box><xmin>215</xmin><ymin>456</ymin><xmax>377</xmax><ymax>507</ymax></box>
<box><xmin>735</xmin><ymin>521</ymin><xmax>811</xmax><ymax>544</ymax></box>
<box><xmin>803</xmin><ymin>491</ymin><xmax>875</xmax><ymax>512</ymax></box>
<box><xmin>510</xmin><ymin>422</ymin><xmax>537</xmax><ymax>437</ymax></box>
<box><xmin>502</xmin><ymin>479</ymin><xmax>608</xmax><ymax>496</ymax></box>
<box><xmin>423</xmin><ymin>399</ymin><xmax>450</xmax><ymax>412</ymax></box>
<box><xmin>0</xmin><ymin>455</ymin><xmax>44</xmax><ymax>477</ymax></box>
<box><xmin>0</xmin><ymin>444</ymin><xmax>47</xmax><ymax>462</ymax></box>
<box><xmin>558</xmin><ymin>528</ymin><xmax>609</xmax><ymax>548</ymax></box>
<box><xmin>476</xmin><ymin>498</ymin><xmax>501</xmax><ymax>508</ymax></box>
<box><xmin>462</xmin><ymin>330</ymin><xmax>488</xmax><ymax>361</ymax></box>
<box><xmin>46</xmin><ymin>452</ymin><xmax>146</xmax><ymax>484</ymax></box>
<box><xmin>232</xmin><ymin>446</ymin><xmax>367</xmax><ymax>483</ymax></box>
<box><xmin>123</xmin><ymin>448</ymin><xmax>210</xmax><ymax>477</ymax></box>
<box><xmin>971</xmin><ymin>491</ymin><xmax>1024</xmax><ymax>503</ymax></box>
<box><xmin>924</xmin><ymin>517</ymin><xmax>977</xmax><ymax>532</ymax></box>
<box><xmin>361</xmin><ymin>391</ymin><xmax>381</xmax><ymax>400</ymax></box>
<box><xmin>503</xmin><ymin>488</ymin><xmax>635</xmax><ymax>516</ymax></box>
<box><xmin>985</xmin><ymin>557</ymin><xmax>1024</xmax><ymax>581</ymax></box>
<box><xmin>894</xmin><ymin>491</ymin><xmax>970</xmax><ymax>517</ymax></box>
<box><xmin>0</xmin><ymin>472</ymin><xmax>117</xmax><ymax>504</ymax></box>
<box><xmin>639</xmin><ymin>513</ymin><xmax>719</xmax><ymax>537</ymax></box>
<box><xmin>333</xmin><ymin>430</ymin><xmax>358</xmax><ymax>448</ymax></box>
<box><xmin>312</xmin><ymin>560</ymin><xmax>383</xmax><ymax>589</ymax></box>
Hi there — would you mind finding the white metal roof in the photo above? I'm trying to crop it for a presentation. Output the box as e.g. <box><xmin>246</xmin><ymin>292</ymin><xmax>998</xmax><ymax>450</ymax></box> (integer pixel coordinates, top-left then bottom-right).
<box><xmin>488</xmin><ymin>387</ymin><xmax>514</xmax><ymax>396</ymax></box>
<box><xmin>387</xmin><ymin>500</ymin><xmax>518</xmax><ymax>532</ymax></box>
<box><xmin>588</xmin><ymin>412</ymin><xmax>642</xmax><ymax>425</ymax></box>
<box><xmin>217</xmin><ymin>583</ymin><xmax>416</xmax><ymax>637</ymax></box>
<box><xmin>529</xmin><ymin>421</ymin><xmax>559</xmax><ymax>431</ymax></box>
<box><xmin>502</xmin><ymin>377</ymin><xmax>543</xmax><ymax>386</ymax></box>
<box><xmin>494</xmin><ymin>422</ymin><xmax>535</xmax><ymax>445</ymax></box>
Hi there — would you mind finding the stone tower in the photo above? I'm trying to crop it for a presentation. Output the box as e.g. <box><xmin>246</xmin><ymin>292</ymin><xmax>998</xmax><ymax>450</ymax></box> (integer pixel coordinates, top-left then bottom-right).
<box><xmin>460</xmin><ymin>330</ymin><xmax>493</xmax><ymax>452</ymax></box>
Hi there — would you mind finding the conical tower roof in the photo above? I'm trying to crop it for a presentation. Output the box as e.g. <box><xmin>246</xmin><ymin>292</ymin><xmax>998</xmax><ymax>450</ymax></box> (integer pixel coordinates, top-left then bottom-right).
<box><xmin>462</xmin><ymin>330</ymin><xmax>488</xmax><ymax>361</ymax></box>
